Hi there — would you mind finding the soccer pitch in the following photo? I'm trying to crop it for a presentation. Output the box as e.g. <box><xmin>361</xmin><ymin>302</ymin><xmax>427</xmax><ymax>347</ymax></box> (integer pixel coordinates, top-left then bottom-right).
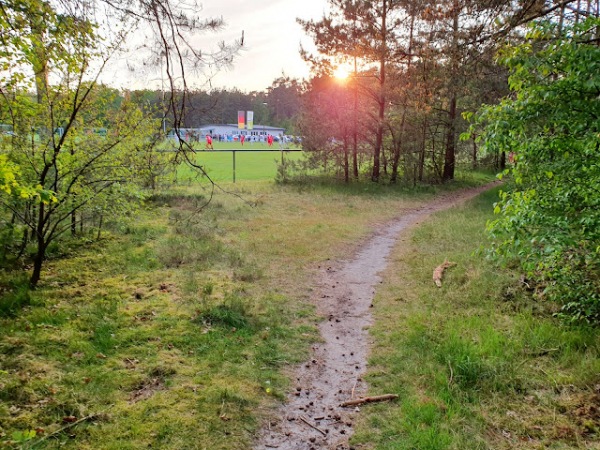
<box><xmin>177</xmin><ymin>148</ymin><xmax>304</xmax><ymax>182</ymax></box>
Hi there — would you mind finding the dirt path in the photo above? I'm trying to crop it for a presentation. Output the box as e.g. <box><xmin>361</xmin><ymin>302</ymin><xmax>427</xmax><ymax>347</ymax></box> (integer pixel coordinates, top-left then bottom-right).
<box><xmin>254</xmin><ymin>183</ymin><xmax>497</xmax><ymax>450</ymax></box>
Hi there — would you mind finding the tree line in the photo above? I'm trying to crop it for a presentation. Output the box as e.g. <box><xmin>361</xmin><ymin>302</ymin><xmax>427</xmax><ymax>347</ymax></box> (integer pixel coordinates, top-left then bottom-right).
<box><xmin>296</xmin><ymin>0</ymin><xmax>600</xmax><ymax>322</ymax></box>
<box><xmin>128</xmin><ymin>76</ymin><xmax>302</xmax><ymax>132</ymax></box>
<box><xmin>295</xmin><ymin>0</ymin><xmax>598</xmax><ymax>184</ymax></box>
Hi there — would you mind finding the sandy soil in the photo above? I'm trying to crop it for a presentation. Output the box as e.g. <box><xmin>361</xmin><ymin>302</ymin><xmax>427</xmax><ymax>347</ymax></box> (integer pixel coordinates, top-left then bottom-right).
<box><xmin>254</xmin><ymin>183</ymin><xmax>498</xmax><ymax>450</ymax></box>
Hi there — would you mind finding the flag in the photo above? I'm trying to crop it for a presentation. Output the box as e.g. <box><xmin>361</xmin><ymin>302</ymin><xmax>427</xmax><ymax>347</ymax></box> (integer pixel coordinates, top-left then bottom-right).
<box><xmin>238</xmin><ymin>111</ymin><xmax>245</xmax><ymax>129</ymax></box>
<box><xmin>247</xmin><ymin>111</ymin><xmax>254</xmax><ymax>130</ymax></box>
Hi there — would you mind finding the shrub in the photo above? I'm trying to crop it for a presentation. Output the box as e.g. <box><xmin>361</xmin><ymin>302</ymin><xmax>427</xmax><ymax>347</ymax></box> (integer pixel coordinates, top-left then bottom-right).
<box><xmin>473</xmin><ymin>19</ymin><xmax>600</xmax><ymax>322</ymax></box>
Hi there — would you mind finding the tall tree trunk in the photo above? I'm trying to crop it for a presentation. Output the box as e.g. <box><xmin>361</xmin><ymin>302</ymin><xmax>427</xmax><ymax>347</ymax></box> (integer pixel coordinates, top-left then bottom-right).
<box><xmin>28</xmin><ymin>10</ymin><xmax>51</xmax><ymax>287</ymax></box>
<box><xmin>343</xmin><ymin>137</ymin><xmax>349</xmax><ymax>183</ymax></box>
<box><xmin>390</xmin><ymin>12</ymin><xmax>415</xmax><ymax>184</ymax></box>
<box><xmin>30</xmin><ymin>203</ymin><xmax>46</xmax><ymax>288</ymax></box>
<box><xmin>30</xmin><ymin>241</ymin><xmax>46</xmax><ymax>288</ymax></box>
<box><xmin>390</xmin><ymin>113</ymin><xmax>406</xmax><ymax>183</ymax></box>
<box><xmin>372</xmin><ymin>74</ymin><xmax>385</xmax><ymax>182</ymax></box>
<box><xmin>31</xmin><ymin>21</ymin><xmax>49</xmax><ymax>105</ymax></box>
<box><xmin>371</xmin><ymin>0</ymin><xmax>387</xmax><ymax>183</ymax></box>
<box><xmin>443</xmin><ymin>94</ymin><xmax>457</xmax><ymax>182</ymax></box>
<box><xmin>418</xmin><ymin>119</ymin><xmax>428</xmax><ymax>182</ymax></box>
<box><xmin>352</xmin><ymin>126</ymin><xmax>359</xmax><ymax>180</ymax></box>
<box><xmin>71</xmin><ymin>146</ymin><xmax>76</xmax><ymax>235</ymax></box>
<box><xmin>432</xmin><ymin>125</ymin><xmax>443</xmax><ymax>180</ymax></box>
<box><xmin>29</xmin><ymin>203</ymin><xmax>36</xmax><ymax>240</ymax></box>
<box><xmin>353</xmin><ymin>57</ymin><xmax>359</xmax><ymax>180</ymax></box>
<box><xmin>442</xmin><ymin>0</ymin><xmax>459</xmax><ymax>183</ymax></box>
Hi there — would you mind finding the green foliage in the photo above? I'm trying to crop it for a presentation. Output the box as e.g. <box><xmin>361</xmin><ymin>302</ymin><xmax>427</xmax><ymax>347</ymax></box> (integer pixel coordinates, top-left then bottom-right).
<box><xmin>0</xmin><ymin>0</ymin><xmax>178</xmax><ymax>284</ymax></box>
<box><xmin>0</xmin><ymin>154</ymin><xmax>54</xmax><ymax>202</ymax></box>
<box><xmin>274</xmin><ymin>155</ymin><xmax>300</xmax><ymax>184</ymax></box>
<box><xmin>474</xmin><ymin>19</ymin><xmax>600</xmax><ymax>322</ymax></box>
<box><xmin>0</xmin><ymin>155</ymin><xmax>28</xmax><ymax>197</ymax></box>
<box><xmin>10</xmin><ymin>429</ymin><xmax>36</xmax><ymax>444</ymax></box>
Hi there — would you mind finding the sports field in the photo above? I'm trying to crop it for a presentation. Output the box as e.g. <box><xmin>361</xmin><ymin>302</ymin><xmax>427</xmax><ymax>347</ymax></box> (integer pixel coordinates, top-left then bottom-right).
<box><xmin>176</xmin><ymin>143</ymin><xmax>304</xmax><ymax>182</ymax></box>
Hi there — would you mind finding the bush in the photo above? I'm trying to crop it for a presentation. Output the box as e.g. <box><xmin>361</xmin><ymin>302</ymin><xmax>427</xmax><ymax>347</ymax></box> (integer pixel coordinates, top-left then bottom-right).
<box><xmin>474</xmin><ymin>19</ymin><xmax>600</xmax><ymax>322</ymax></box>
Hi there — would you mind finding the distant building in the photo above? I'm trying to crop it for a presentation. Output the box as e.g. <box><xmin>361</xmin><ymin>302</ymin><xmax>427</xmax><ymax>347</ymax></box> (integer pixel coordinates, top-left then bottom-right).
<box><xmin>168</xmin><ymin>124</ymin><xmax>285</xmax><ymax>142</ymax></box>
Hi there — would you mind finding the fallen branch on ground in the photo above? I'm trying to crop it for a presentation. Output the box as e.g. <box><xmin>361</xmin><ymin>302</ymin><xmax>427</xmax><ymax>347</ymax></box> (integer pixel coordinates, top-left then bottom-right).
<box><xmin>433</xmin><ymin>260</ymin><xmax>456</xmax><ymax>287</ymax></box>
<box><xmin>299</xmin><ymin>416</ymin><xmax>327</xmax><ymax>436</ymax></box>
<box><xmin>340</xmin><ymin>394</ymin><xmax>398</xmax><ymax>407</ymax></box>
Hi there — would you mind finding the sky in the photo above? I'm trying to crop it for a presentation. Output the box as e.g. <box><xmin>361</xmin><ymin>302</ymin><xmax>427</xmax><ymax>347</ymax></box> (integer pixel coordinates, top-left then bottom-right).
<box><xmin>102</xmin><ymin>0</ymin><xmax>330</xmax><ymax>93</ymax></box>
<box><xmin>198</xmin><ymin>0</ymin><xmax>328</xmax><ymax>92</ymax></box>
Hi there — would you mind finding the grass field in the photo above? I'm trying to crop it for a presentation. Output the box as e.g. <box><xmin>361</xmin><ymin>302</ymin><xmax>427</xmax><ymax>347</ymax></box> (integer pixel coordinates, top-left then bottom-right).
<box><xmin>159</xmin><ymin>140</ymin><xmax>303</xmax><ymax>183</ymax></box>
<box><xmin>2</xmin><ymin>173</ymin><xmax>598</xmax><ymax>449</ymax></box>
<box><xmin>177</xmin><ymin>148</ymin><xmax>303</xmax><ymax>182</ymax></box>
<box><xmin>0</xmin><ymin>176</ymin><xmax>464</xmax><ymax>449</ymax></box>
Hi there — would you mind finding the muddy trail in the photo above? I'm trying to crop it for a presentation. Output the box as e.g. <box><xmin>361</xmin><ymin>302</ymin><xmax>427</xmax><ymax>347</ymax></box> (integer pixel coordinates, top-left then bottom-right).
<box><xmin>254</xmin><ymin>184</ymin><xmax>497</xmax><ymax>450</ymax></box>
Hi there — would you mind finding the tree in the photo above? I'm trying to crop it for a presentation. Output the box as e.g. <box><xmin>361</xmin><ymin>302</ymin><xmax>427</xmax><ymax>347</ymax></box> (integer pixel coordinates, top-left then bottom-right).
<box><xmin>418</xmin><ymin>0</ymin><xmax>517</xmax><ymax>181</ymax></box>
<box><xmin>299</xmin><ymin>0</ymin><xmax>412</xmax><ymax>182</ymax></box>
<box><xmin>399</xmin><ymin>0</ymin><xmax>586</xmax><ymax>182</ymax></box>
<box><xmin>474</xmin><ymin>18</ymin><xmax>600</xmax><ymax>321</ymax></box>
<box><xmin>0</xmin><ymin>0</ymin><xmax>240</xmax><ymax>286</ymax></box>
<box><xmin>266</xmin><ymin>76</ymin><xmax>302</xmax><ymax>132</ymax></box>
<box><xmin>298</xmin><ymin>75</ymin><xmax>355</xmax><ymax>182</ymax></box>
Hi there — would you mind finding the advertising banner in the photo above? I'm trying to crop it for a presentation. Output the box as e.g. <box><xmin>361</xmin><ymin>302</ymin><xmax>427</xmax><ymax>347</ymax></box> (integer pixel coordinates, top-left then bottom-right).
<box><xmin>247</xmin><ymin>111</ymin><xmax>254</xmax><ymax>130</ymax></box>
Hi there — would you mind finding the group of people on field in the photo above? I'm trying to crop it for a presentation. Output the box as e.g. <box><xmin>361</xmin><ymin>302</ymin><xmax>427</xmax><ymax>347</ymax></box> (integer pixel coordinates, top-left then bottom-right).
<box><xmin>204</xmin><ymin>133</ymin><xmax>281</xmax><ymax>150</ymax></box>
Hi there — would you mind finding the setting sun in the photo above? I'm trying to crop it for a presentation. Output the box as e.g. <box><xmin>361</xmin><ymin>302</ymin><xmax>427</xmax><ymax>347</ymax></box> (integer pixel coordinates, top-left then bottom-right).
<box><xmin>333</xmin><ymin>67</ymin><xmax>350</xmax><ymax>80</ymax></box>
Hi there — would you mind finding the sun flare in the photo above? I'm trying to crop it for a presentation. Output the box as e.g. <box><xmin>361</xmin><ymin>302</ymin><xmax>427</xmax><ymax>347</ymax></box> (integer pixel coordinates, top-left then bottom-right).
<box><xmin>333</xmin><ymin>67</ymin><xmax>350</xmax><ymax>80</ymax></box>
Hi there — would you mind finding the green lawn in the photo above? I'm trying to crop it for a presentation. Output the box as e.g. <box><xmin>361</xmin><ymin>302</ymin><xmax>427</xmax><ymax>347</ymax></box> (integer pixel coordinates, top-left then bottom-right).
<box><xmin>175</xmin><ymin>146</ymin><xmax>304</xmax><ymax>182</ymax></box>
